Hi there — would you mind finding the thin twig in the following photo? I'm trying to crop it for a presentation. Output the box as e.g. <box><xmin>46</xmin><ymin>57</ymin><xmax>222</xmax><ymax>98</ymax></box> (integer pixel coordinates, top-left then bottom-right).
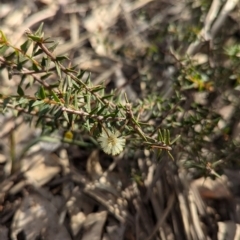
<box><xmin>146</xmin><ymin>193</ymin><xmax>175</xmax><ymax>240</ymax></box>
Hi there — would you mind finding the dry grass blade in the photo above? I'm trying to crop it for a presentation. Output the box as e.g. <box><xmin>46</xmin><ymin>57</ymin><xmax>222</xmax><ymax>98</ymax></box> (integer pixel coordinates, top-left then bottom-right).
<box><xmin>146</xmin><ymin>193</ymin><xmax>175</xmax><ymax>240</ymax></box>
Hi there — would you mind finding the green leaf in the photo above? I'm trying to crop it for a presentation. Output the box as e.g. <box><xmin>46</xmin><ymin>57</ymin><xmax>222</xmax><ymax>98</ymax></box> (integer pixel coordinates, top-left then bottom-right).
<box><xmin>49</xmin><ymin>105</ymin><xmax>59</xmax><ymax>115</ymax></box>
<box><xmin>27</xmin><ymin>75</ymin><xmax>34</xmax><ymax>88</ymax></box>
<box><xmin>39</xmin><ymin>86</ymin><xmax>46</xmax><ymax>99</ymax></box>
<box><xmin>62</xmin><ymin>76</ymin><xmax>68</xmax><ymax>93</ymax></box>
<box><xmin>0</xmin><ymin>30</ymin><xmax>8</xmax><ymax>43</ymax></box>
<box><xmin>67</xmin><ymin>75</ymin><xmax>73</xmax><ymax>88</ymax></box>
<box><xmin>85</xmin><ymin>72</ymin><xmax>91</xmax><ymax>84</ymax></box>
<box><xmin>38</xmin><ymin>105</ymin><xmax>50</xmax><ymax>116</ymax></box>
<box><xmin>41</xmin><ymin>57</ymin><xmax>46</xmax><ymax>68</ymax></box>
<box><xmin>28</xmin><ymin>100</ymin><xmax>35</xmax><ymax>113</ymax></box>
<box><xmin>32</xmin><ymin>62</ymin><xmax>39</xmax><ymax>71</ymax></box>
<box><xmin>74</xmin><ymin>93</ymin><xmax>78</xmax><ymax>109</ymax></box>
<box><xmin>101</xmin><ymin>94</ymin><xmax>114</xmax><ymax>100</ymax></box>
<box><xmin>41</xmin><ymin>73</ymin><xmax>52</xmax><ymax>80</ymax></box>
<box><xmin>35</xmin><ymin>115</ymin><xmax>44</xmax><ymax>128</ymax></box>
<box><xmin>170</xmin><ymin>135</ymin><xmax>181</xmax><ymax>145</ymax></box>
<box><xmin>65</xmin><ymin>67</ymin><xmax>78</xmax><ymax>74</ymax></box>
<box><xmin>48</xmin><ymin>83</ymin><xmax>59</xmax><ymax>89</ymax></box>
<box><xmin>64</xmin><ymin>90</ymin><xmax>71</xmax><ymax>106</ymax></box>
<box><xmin>20</xmin><ymin>39</ymin><xmax>32</xmax><ymax>54</ymax></box>
<box><xmin>96</xmin><ymin>105</ymin><xmax>107</xmax><ymax>115</ymax></box>
<box><xmin>17</xmin><ymin>97</ymin><xmax>28</xmax><ymax>105</ymax></box>
<box><xmin>56</xmin><ymin>55</ymin><xmax>69</xmax><ymax>62</ymax></box>
<box><xmin>90</xmin><ymin>106</ymin><xmax>100</xmax><ymax>115</ymax></box>
<box><xmin>48</xmin><ymin>42</ymin><xmax>59</xmax><ymax>52</ymax></box>
<box><xmin>5</xmin><ymin>51</ymin><xmax>16</xmax><ymax>61</ymax></box>
<box><xmin>27</xmin><ymin>35</ymin><xmax>43</xmax><ymax>42</ymax></box>
<box><xmin>167</xmin><ymin>151</ymin><xmax>174</xmax><ymax>161</ymax></box>
<box><xmin>54</xmin><ymin>107</ymin><xmax>63</xmax><ymax>118</ymax></box>
<box><xmin>157</xmin><ymin>130</ymin><xmax>164</xmax><ymax>142</ymax></box>
<box><xmin>163</xmin><ymin>129</ymin><xmax>167</xmax><ymax>143</ymax></box>
<box><xmin>85</xmin><ymin>119</ymin><xmax>91</xmax><ymax>132</ymax></box>
<box><xmin>32</xmin><ymin>42</ymin><xmax>39</xmax><ymax>55</ymax></box>
<box><xmin>17</xmin><ymin>86</ymin><xmax>24</xmax><ymax>96</ymax></box>
<box><xmin>17</xmin><ymin>54</ymin><xmax>28</xmax><ymax>69</ymax></box>
<box><xmin>63</xmin><ymin>111</ymin><xmax>69</xmax><ymax>122</ymax></box>
<box><xmin>45</xmin><ymin>56</ymin><xmax>51</xmax><ymax>71</ymax></box>
<box><xmin>32</xmin><ymin>100</ymin><xmax>45</xmax><ymax>107</ymax></box>
<box><xmin>51</xmin><ymin>91</ymin><xmax>61</xmax><ymax>103</ymax></box>
<box><xmin>42</xmin><ymin>37</ymin><xmax>55</xmax><ymax>44</ymax></box>
<box><xmin>72</xmin><ymin>113</ymin><xmax>77</xmax><ymax>122</ymax></box>
<box><xmin>77</xmin><ymin>70</ymin><xmax>86</xmax><ymax>79</ymax></box>
<box><xmin>67</xmin><ymin>64</ymin><xmax>78</xmax><ymax>71</ymax></box>
<box><xmin>35</xmin><ymin>22</ymin><xmax>44</xmax><ymax>37</ymax></box>
<box><xmin>19</xmin><ymin>74</ymin><xmax>27</xmax><ymax>87</ymax></box>
<box><xmin>55</xmin><ymin>64</ymin><xmax>62</xmax><ymax>78</ymax></box>
<box><xmin>34</xmin><ymin>48</ymin><xmax>44</xmax><ymax>56</ymax></box>
<box><xmin>166</xmin><ymin>130</ymin><xmax>170</xmax><ymax>145</ymax></box>
<box><xmin>0</xmin><ymin>45</ymin><xmax>9</xmax><ymax>55</ymax></box>
<box><xmin>91</xmin><ymin>86</ymin><xmax>105</xmax><ymax>92</ymax></box>
<box><xmin>84</xmin><ymin>94</ymin><xmax>91</xmax><ymax>112</ymax></box>
<box><xmin>72</xmin><ymin>79</ymin><xmax>81</xmax><ymax>90</ymax></box>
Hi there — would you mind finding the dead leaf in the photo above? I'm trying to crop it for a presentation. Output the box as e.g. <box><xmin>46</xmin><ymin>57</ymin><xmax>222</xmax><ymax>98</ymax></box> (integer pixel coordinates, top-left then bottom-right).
<box><xmin>218</xmin><ymin>221</ymin><xmax>240</xmax><ymax>240</ymax></box>
<box><xmin>11</xmin><ymin>193</ymin><xmax>71</xmax><ymax>240</ymax></box>
<box><xmin>192</xmin><ymin>175</ymin><xmax>232</xmax><ymax>199</ymax></box>
<box><xmin>82</xmin><ymin>211</ymin><xmax>108</xmax><ymax>240</ymax></box>
<box><xmin>25</xmin><ymin>161</ymin><xmax>60</xmax><ymax>187</ymax></box>
<box><xmin>86</xmin><ymin>150</ymin><xmax>103</xmax><ymax>180</ymax></box>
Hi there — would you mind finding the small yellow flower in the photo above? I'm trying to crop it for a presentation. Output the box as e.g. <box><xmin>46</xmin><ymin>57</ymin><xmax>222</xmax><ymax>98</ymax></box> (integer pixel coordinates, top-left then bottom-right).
<box><xmin>64</xmin><ymin>130</ymin><xmax>73</xmax><ymax>140</ymax></box>
<box><xmin>98</xmin><ymin>129</ymin><xmax>125</xmax><ymax>155</ymax></box>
